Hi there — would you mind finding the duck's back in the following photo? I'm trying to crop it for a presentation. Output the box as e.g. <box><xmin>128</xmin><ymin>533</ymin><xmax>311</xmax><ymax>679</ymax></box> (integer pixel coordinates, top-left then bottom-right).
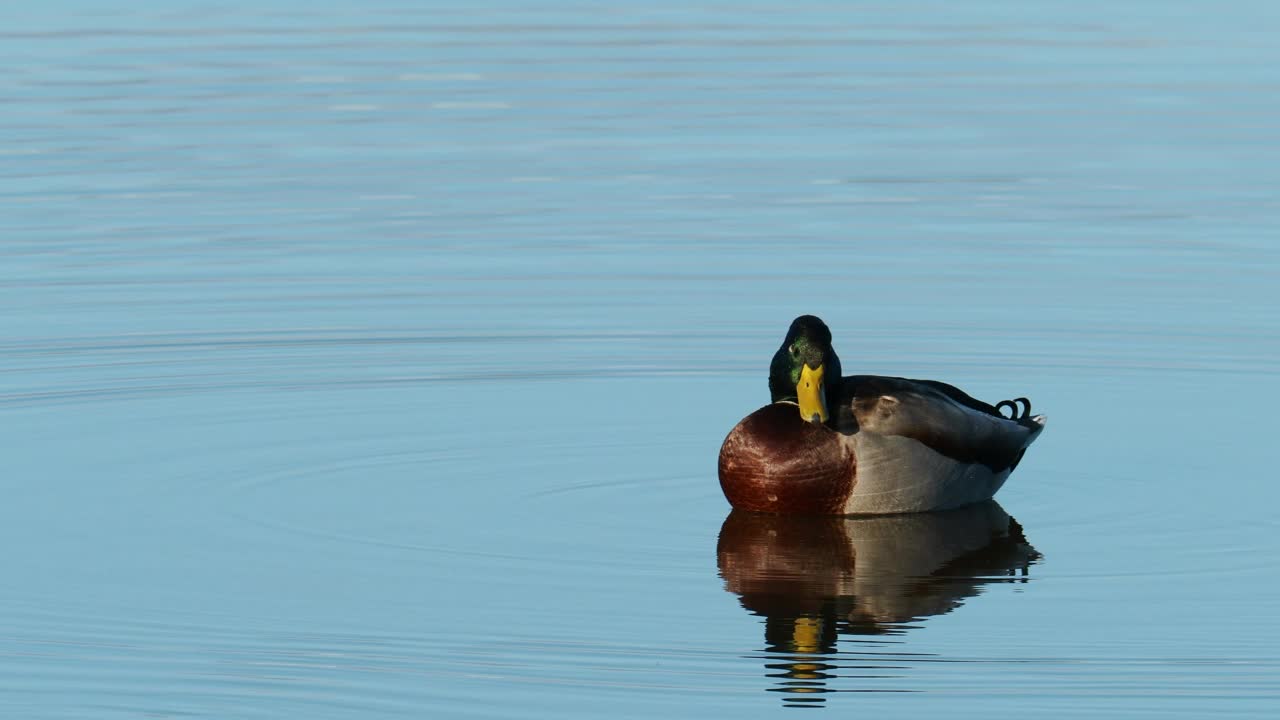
<box><xmin>822</xmin><ymin>375</ymin><xmax>1045</xmax><ymax>514</ymax></box>
<box><xmin>834</xmin><ymin>375</ymin><xmax>1044</xmax><ymax>472</ymax></box>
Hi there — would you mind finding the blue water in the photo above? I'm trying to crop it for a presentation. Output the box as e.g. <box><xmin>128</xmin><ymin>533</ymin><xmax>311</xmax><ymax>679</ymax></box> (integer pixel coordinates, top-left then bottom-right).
<box><xmin>3</xmin><ymin>2</ymin><xmax>1279</xmax><ymax>717</ymax></box>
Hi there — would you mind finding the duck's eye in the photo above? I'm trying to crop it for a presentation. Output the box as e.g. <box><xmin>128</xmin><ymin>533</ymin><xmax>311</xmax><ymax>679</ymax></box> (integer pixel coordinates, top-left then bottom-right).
<box><xmin>789</xmin><ymin>344</ymin><xmax>798</xmax><ymax>357</ymax></box>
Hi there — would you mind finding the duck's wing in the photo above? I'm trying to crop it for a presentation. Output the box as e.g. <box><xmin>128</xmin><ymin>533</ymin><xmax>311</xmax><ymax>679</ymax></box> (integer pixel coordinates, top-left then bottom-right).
<box><xmin>834</xmin><ymin>375</ymin><xmax>1045</xmax><ymax>472</ymax></box>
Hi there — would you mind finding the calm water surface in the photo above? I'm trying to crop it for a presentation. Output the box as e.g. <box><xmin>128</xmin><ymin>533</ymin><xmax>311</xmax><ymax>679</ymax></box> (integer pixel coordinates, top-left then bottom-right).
<box><xmin>4</xmin><ymin>1</ymin><xmax>1280</xmax><ymax>717</ymax></box>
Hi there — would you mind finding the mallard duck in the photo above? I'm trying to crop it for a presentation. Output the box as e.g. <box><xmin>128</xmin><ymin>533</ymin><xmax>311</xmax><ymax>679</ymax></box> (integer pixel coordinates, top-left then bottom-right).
<box><xmin>718</xmin><ymin>315</ymin><xmax>1045</xmax><ymax>515</ymax></box>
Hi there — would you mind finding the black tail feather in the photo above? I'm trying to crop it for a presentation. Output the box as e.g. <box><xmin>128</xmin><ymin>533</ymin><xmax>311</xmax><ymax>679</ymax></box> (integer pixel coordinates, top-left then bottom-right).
<box><xmin>996</xmin><ymin>397</ymin><xmax>1032</xmax><ymax>420</ymax></box>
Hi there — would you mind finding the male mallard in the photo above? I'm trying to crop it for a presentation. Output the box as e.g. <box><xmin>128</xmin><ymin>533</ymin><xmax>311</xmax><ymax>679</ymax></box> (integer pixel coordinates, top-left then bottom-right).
<box><xmin>718</xmin><ymin>315</ymin><xmax>1046</xmax><ymax>515</ymax></box>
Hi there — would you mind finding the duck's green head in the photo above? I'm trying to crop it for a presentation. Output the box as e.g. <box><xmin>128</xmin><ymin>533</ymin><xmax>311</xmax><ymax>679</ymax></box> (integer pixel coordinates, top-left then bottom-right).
<box><xmin>769</xmin><ymin>315</ymin><xmax>843</xmax><ymax>424</ymax></box>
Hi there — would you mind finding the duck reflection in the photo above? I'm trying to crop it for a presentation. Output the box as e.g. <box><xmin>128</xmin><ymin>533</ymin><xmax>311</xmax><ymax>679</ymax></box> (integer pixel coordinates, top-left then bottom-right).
<box><xmin>717</xmin><ymin>501</ymin><xmax>1039</xmax><ymax>706</ymax></box>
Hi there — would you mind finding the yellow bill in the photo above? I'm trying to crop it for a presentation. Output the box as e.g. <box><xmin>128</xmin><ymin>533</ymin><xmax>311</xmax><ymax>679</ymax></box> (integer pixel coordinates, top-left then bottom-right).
<box><xmin>797</xmin><ymin>363</ymin><xmax>828</xmax><ymax>423</ymax></box>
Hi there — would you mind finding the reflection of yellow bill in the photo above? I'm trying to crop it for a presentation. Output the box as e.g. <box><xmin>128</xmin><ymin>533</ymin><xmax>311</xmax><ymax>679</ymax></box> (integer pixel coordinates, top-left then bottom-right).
<box><xmin>792</xmin><ymin>616</ymin><xmax>822</xmax><ymax>654</ymax></box>
<box><xmin>797</xmin><ymin>364</ymin><xmax>828</xmax><ymax>423</ymax></box>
